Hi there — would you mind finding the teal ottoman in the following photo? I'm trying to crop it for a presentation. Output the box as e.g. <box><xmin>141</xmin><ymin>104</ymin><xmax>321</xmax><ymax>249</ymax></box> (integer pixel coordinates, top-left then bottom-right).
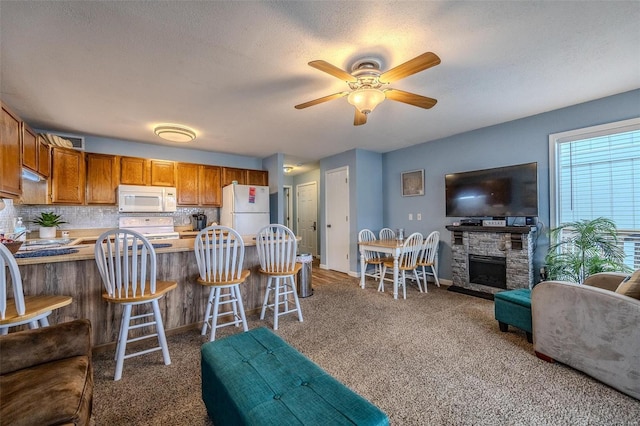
<box><xmin>201</xmin><ymin>327</ymin><xmax>389</xmax><ymax>426</ymax></box>
<box><xmin>494</xmin><ymin>289</ymin><xmax>533</xmax><ymax>343</ymax></box>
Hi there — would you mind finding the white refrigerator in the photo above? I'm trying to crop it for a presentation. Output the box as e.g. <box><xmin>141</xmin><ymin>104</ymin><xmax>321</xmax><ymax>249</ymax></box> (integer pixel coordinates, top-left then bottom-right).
<box><xmin>221</xmin><ymin>184</ymin><xmax>270</xmax><ymax>236</ymax></box>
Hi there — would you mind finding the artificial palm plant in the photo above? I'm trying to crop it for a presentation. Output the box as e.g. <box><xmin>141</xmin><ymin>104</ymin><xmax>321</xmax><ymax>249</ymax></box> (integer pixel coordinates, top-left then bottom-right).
<box><xmin>544</xmin><ymin>217</ymin><xmax>629</xmax><ymax>284</ymax></box>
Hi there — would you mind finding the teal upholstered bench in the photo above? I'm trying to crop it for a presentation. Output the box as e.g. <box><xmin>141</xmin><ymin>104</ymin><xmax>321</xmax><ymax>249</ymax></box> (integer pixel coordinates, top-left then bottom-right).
<box><xmin>201</xmin><ymin>327</ymin><xmax>389</xmax><ymax>426</ymax></box>
<box><xmin>494</xmin><ymin>288</ymin><xmax>533</xmax><ymax>343</ymax></box>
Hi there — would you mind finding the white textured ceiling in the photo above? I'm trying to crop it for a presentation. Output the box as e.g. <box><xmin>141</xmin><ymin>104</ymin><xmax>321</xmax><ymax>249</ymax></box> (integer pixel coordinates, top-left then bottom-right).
<box><xmin>1</xmin><ymin>1</ymin><xmax>639</xmax><ymax>173</ymax></box>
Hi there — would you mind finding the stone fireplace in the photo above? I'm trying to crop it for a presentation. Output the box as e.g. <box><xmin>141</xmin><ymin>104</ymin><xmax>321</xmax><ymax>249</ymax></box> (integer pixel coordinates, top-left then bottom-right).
<box><xmin>446</xmin><ymin>225</ymin><xmax>535</xmax><ymax>296</ymax></box>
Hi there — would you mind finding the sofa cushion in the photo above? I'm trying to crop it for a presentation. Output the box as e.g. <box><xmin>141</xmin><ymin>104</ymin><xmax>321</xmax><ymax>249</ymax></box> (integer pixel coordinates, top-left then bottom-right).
<box><xmin>0</xmin><ymin>355</ymin><xmax>93</xmax><ymax>426</ymax></box>
<box><xmin>616</xmin><ymin>269</ymin><xmax>640</xmax><ymax>300</ymax></box>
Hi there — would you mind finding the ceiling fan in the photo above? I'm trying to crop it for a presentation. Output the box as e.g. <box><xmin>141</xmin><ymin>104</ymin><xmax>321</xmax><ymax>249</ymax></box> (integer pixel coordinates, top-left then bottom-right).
<box><xmin>295</xmin><ymin>52</ymin><xmax>440</xmax><ymax>126</ymax></box>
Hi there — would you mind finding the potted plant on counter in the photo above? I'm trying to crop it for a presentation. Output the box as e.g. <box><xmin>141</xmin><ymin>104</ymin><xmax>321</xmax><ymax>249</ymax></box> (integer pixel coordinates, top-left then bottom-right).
<box><xmin>31</xmin><ymin>211</ymin><xmax>67</xmax><ymax>239</ymax></box>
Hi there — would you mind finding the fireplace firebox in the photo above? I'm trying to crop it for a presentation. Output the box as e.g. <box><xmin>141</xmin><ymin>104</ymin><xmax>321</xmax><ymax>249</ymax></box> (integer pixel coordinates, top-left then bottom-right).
<box><xmin>468</xmin><ymin>254</ymin><xmax>507</xmax><ymax>289</ymax></box>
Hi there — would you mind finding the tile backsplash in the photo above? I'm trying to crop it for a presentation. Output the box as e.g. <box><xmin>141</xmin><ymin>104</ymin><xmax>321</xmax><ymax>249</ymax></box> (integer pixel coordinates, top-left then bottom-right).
<box><xmin>0</xmin><ymin>198</ymin><xmax>219</xmax><ymax>234</ymax></box>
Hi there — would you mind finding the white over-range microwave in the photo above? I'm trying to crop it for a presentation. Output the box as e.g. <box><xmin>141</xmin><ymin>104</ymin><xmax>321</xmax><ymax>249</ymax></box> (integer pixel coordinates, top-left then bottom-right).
<box><xmin>117</xmin><ymin>185</ymin><xmax>177</xmax><ymax>213</ymax></box>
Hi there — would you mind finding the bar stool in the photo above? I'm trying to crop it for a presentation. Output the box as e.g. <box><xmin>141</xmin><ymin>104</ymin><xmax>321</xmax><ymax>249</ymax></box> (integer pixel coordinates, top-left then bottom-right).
<box><xmin>0</xmin><ymin>243</ymin><xmax>72</xmax><ymax>334</ymax></box>
<box><xmin>94</xmin><ymin>229</ymin><xmax>177</xmax><ymax>381</ymax></box>
<box><xmin>256</xmin><ymin>224</ymin><xmax>303</xmax><ymax>330</ymax></box>
<box><xmin>194</xmin><ymin>225</ymin><xmax>250</xmax><ymax>342</ymax></box>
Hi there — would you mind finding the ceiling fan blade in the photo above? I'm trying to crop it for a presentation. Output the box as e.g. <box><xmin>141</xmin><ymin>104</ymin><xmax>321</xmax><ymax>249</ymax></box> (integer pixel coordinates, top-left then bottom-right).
<box><xmin>295</xmin><ymin>92</ymin><xmax>349</xmax><ymax>109</ymax></box>
<box><xmin>379</xmin><ymin>52</ymin><xmax>441</xmax><ymax>84</ymax></box>
<box><xmin>354</xmin><ymin>109</ymin><xmax>367</xmax><ymax>126</ymax></box>
<box><xmin>308</xmin><ymin>60</ymin><xmax>358</xmax><ymax>83</ymax></box>
<box><xmin>384</xmin><ymin>89</ymin><xmax>437</xmax><ymax>109</ymax></box>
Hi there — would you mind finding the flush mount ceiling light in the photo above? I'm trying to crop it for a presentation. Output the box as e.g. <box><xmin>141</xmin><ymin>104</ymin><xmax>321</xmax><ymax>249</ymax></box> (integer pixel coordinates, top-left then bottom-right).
<box><xmin>154</xmin><ymin>124</ymin><xmax>196</xmax><ymax>142</ymax></box>
<box><xmin>283</xmin><ymin>166</ymin><xmax>294</xmax><ymax>173</ymax></box>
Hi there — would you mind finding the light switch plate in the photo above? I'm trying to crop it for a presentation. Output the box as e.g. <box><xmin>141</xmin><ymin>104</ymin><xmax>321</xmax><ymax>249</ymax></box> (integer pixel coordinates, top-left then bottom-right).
<box><xmin>408</xmin><ymin>213</ymin><xmax>413</xmax><ymax>220</ymax></box>
<box><xmin>417</xmin><ymin>213</ymin><xmax>422</xmax><ymax>221</ymax></box>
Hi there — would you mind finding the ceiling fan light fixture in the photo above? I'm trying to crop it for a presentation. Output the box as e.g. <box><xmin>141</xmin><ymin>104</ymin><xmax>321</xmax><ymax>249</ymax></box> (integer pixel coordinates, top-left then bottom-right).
<box><xmin>347</xmin><ymin>88</ymin><xmax>386</xmax><ymax>114</ymax></box>
<box><xmin>154</xmin><ymin>124</ymin><xmax>196</xmax><ymax>142</ymax></box>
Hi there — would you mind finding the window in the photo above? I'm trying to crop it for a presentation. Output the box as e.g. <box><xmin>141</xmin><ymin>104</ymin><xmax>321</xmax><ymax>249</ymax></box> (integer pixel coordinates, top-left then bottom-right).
<box><xmin>549</xmin><ymin>117</ymin><xmax>640</xmax><ymax>269</ymax></box>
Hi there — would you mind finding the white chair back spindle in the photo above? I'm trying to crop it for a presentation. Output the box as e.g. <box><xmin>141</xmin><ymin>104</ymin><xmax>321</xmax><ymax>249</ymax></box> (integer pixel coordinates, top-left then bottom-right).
<box><xmin>0</xmin><ymin>244</ymin><xmax>25</xmax><ymax>320</ymax></box>
<box><xmin>256</xmin><ymin>224</ymin><xmax>298</xmax><ymax>274</ymax></box>
<box><xmin>195</xmin><ymin>226</ymin><xmax>245</xmax><ymax>283</ymax></box>
<box><xmin>379</xmin><ymin>228</ymin><xmax>396</xmax><ymax>240</ymax></box>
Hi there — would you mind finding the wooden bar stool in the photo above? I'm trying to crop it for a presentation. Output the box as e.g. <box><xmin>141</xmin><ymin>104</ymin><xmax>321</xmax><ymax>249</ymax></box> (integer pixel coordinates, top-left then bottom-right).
<box><xmin>194</xmin><ymin>225</ymin><xmax>250</xmax><ymax>342</ymax></box>
<box><xmin>94</xmin><ymin>229</ymin><xmax>177</xmax><ymax>381</ymax></box>
<box><xmin>0</xmin><ymin>243</ymin><xmax>72</xmax><ymax>334</ymax></box>
<box><xmin>256</xmin><ymin>224</ymin><xmax>303</xmax><ymax>330</ymax></box>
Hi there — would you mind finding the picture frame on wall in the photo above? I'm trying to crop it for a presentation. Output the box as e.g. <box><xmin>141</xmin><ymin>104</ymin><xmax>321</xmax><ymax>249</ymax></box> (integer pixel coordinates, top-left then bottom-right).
<box><xmin>401</xmin><ymin>169</ymin><xmax>424</xmax><ymax>197</ymax></box>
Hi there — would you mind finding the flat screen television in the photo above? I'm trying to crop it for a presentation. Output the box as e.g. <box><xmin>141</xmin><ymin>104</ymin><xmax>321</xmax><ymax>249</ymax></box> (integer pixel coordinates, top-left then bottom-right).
<box><xmin>445</xmin><ymin>162</ymin><xmax>538</xmax><ymax>218</ymax></box>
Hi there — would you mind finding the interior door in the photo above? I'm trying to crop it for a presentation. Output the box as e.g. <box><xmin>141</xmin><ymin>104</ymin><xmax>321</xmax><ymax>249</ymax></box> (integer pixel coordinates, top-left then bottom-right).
<box><xmin>283</xmin><ymin>186</ymin><xmax>293</xmax><ymax>230</ymax></box>
<box><xmin>297</xmin><ymin>182</ymin><xmax>317</xmax><ymax>257</ymax></box>
<box><xmin>325</xmin><ymin>167</ymin><xmax>349</xmax><ymax>273</ymax></box>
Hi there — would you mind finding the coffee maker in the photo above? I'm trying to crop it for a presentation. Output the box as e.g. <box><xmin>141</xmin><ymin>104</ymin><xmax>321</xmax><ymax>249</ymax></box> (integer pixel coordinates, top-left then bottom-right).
<box><xmin>191</xmin><ymin>213</ymin><xmax>207</xmax><ymax>231</ymax></box>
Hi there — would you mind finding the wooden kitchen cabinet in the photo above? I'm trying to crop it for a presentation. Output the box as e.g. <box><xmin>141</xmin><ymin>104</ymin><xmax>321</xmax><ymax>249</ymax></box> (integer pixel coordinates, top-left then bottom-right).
<box><xmin>50</xmin><ymin>146</ymin><xmax>85</xmax><ymax>204</ymax></box>
<box><xmin>38</xmin><ymin>135</ymin><xmax>51</xmax><ymax>178</ymax></box>
<box><xmin>176</xmin><ymin>162</ymin><xmax>199</xmax><ymax>205</ymax></box>
<box><xmin>0</xmin><ymin>102</ymin><xmax>22</xmax><ymax>197</ymax></box>
<box><xmin>86</xmin><ymin>153</ymin><xmax>118</xmax><ymax>204</ymax></box>
<box><xmin>22</xmin><ymin>125</ymin><xmax>51</xmax><ymax>178</ymax></box>
<box><xmin>150</xmin><ymin>159</ymin><xmax>175</xmax><ymax>187</ymax></box>
<box><xmin>120</xmin><ymin>156</ymin><xmax>148</xmax><ymax>185</ymax></box>
<box><xmin>221</xmin><ymin>167</ymin><xmax>246</xmax><ymax>187</ymax></box>
<box><xmin>22</xmin><ymin>123</ymin><xmax>38</xmax><ymax>173</ymax></box>
<box><xmin>200</xmin><ymin>165</ymin><xmax>221</xmax><ymax>206</ymax></box>
<box><xmin>246</xmin><ymin>169</ymin><xmax>268</xmax><ymax>186</ymax></box>
<box><xmin>176</xmin><ymin>162</ymin><xmax>221</xmax><ymax>206</ymax></box>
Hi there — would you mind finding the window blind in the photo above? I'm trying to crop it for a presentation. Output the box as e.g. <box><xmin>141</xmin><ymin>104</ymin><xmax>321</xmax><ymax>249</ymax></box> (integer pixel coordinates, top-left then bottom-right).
<box><xmin>552</xmin><ymin>119</ymin><xmax>640</xmax><ymax>269</ymax></box>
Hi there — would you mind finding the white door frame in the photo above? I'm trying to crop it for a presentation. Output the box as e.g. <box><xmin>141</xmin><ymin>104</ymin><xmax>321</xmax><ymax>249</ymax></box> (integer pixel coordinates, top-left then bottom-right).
<box><xmin>323</xmin><ymin>166</ymin><xmax>350</xmax><ymax>273</ymax></box>
<box><xmin>283</xmin><ymin>185</ymin><xmax>293</xmax><ymax>230</ymax></box>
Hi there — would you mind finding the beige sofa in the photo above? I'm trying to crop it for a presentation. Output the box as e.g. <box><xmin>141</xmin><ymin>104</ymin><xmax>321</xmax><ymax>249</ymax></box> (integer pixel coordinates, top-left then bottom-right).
<box><xmin>531</xmin><ymin>272</ymin><xmax>639</xmax><ymax>400</ymax></box>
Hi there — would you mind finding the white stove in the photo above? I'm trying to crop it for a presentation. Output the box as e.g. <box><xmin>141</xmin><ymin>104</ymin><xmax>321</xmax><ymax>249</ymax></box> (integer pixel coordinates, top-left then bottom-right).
<box><xmin>118</xmin><ymin>216</ymin><xmax>179</xmax><ymax>241</ymax></box>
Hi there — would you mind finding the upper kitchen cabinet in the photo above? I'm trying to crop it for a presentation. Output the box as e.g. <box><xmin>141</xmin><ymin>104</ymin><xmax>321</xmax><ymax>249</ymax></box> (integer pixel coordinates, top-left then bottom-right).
<box><xmin>150</xmin><ymin>159</ymin><xmax>175</xmax><ymax>187</ymax></box>
<box><xmin>246</xmin><ymin>169</ymin><xmax>268</xmax><ymax>186</ymax></box>
<box><xmin>0</xmin><ymin>102</ymin><xmax>23</xmax><ymax>197</ymax></box>
<box><xmin>38</xmin><ymin>135</ymin><xmax>51</xmax><ymax>178</ymax></box>
<box><xmin>120</xmin><ymin>156</ymin><xmax>176</xmax><ymax>187</ymax></box>
<box><xmin>221</xmin><ymin>167</ymin><xmax>246</xmax><ymax>187</ymax></box>
<box><xmin>50</xmin><ymin>146</ymin><xmax>85</xmax><ymax>204</ymax></box>
<box><xmin>22</xmin><ymin>124</ymin><xmax>51</xmax><ymax>178</ymax></box>
<box><xmin>176</xmin><ymin>163</ymin><xmax>221</xmax><ymax>206</ymax></box>
<box><xmin>221</xmin><ymin>167</ymin><xmax>268</xmax><ymax>187</ymax></box>
<box><xmin>86</xmin><ymin>153</ymin><xmax>118</xmax><ymax>204</ymax></box>
<box><xmin>120</xmin><ymin>156</ymin><xmax>148</xmax><ymax>185</ymax></box>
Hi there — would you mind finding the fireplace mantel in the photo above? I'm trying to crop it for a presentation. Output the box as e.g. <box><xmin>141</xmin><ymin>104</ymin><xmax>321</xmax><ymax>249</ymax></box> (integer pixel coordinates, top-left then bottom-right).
<box><xmin>447</xmin><ymin>225</ymin><xmax>536</xmax><ymax>296</ymax></box>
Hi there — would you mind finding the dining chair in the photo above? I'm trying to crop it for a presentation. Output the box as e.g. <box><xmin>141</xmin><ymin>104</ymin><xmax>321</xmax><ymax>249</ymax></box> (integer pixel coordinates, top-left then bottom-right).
<box><xmin>379</xmin><ymin>232</ymin><xmax>423</xmax><ymax>299</ymax></box>
<box><xmin>94</xmin><ymin>229</ymin><xmax>177</xmax><ymax>381</ymax></box>
<box><xmin>255</xmin><ymin>224</ymin><xmax>303</xmax><ymax>330</ymax></box>
<box><xmin>0</xmin><ymin>243</ymin><xmax>73</xmax><ymax>335</ymax></box>
<box><xmin>194</xmin><ymin>225</ymin><xmax>250</xmax><ymax>342</ymax></box>
<box><xmin>415</xmin><ymin>231</ymin><xmax>440</xmax><ymax>291</ymax></box>
<box><xmin>379</xmin><ymin>227</ymin><xmax>396</xmax><ymax>240</ymax></box>
<box><xmin>358</xmin><ymin>229</ymin><xmax>383</xmax><ymax>282</ymax></box>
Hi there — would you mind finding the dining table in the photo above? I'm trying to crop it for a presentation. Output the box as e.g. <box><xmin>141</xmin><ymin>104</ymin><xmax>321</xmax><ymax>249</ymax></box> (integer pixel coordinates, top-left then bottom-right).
<box><xmin>358</xmin><ymin>238</ymin><xmax>420</xmax><ymax>300</ymax></box>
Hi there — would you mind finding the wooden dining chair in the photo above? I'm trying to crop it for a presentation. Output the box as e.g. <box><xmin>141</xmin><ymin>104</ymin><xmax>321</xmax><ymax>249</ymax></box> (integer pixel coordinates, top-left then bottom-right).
<box><xmin>194</xmin><ymin>225</ymin><xmax>250</xmax><ymax>342</ymax></box>
<box><xmin>379</xmin><ymin>228</ymin><xmax>396</xmax><ymax>240</ymax></box>
<box><xmin>415</xmin><ymin>231</ymin><xmax>440</xmax><ymax>291</ymax></box>
<box><xmin>94</xmin><ymin>229</ymin><xmax>177</xmax><ymax>381</ymax></box>
<box><xmin>0</xmin><ymin>243</ymin><xmax>72</xmax><ymax>335</ymax></box>
<box><xmin>379</xmin><ymin>232</ymin><xmax>423</xmax><ymax>299</ymax></box>
<box><xmin>255</xmin><ymin>224</ymin><xmax>303</xmax><ymax>330</ymax></box>
<box><xmin>358</xmin><ymin>229</ymin><xmax>383</xmax><ymax>282</ymax></box>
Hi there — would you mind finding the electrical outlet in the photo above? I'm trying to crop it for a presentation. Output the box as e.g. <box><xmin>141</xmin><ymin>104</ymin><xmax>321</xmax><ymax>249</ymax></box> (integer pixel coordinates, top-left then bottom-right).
<box><xmin>408</xmin><ymin>213</ymin><xmax>413</xmax><ymax>221</ymax></box>
<box><xmin>417</xmin><ymin>213</ymin><xmax>422</xmax><ymax>221</ymax></box>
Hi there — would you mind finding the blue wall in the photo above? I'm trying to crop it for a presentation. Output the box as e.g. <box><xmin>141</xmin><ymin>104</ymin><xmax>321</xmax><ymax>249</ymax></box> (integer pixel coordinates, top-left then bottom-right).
<box><xmin>382</xmin><ymin>89</ymin><xmax>640</xmax><ymax>281</ymax></box>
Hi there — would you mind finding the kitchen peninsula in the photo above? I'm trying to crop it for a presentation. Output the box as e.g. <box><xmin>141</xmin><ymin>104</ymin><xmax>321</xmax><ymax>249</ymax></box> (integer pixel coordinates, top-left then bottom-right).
<box><xmin>15</xmin><ymin>234</ymin><xmax>269</xmax><ymax>348</ymax></box>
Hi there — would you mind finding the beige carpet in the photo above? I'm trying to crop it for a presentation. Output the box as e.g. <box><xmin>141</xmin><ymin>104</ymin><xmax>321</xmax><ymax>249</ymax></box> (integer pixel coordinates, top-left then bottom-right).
<box><xmin>93</xmin><ymin>277</ymin><xmax>640</xmax><ymax>425</ymax></box>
